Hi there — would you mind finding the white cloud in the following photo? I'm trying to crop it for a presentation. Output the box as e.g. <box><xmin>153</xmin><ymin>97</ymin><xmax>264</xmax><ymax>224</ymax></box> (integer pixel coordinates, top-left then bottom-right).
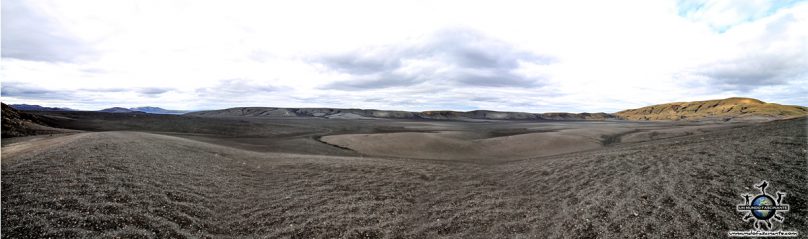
<box><xmin>1</xmin><ymin>0</ymin><xmax>806</xmax><ymax>112</ymax></box>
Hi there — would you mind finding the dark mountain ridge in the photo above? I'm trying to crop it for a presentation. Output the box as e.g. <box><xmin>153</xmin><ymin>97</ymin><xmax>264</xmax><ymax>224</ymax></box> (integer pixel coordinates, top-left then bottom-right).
<box><xmin>99</xmin><ymin>107</ymin><xmax>137</xmax><ymax>113</ymax></box>
<box><xmin>128</xmin><ymin>107</ymin><xmax>189</xmax><ymax>114</ymax></box>
<box><xmin>9</xmin><ymin>104</ymin><xmax>75</xmax><ymax>111</ymax></box>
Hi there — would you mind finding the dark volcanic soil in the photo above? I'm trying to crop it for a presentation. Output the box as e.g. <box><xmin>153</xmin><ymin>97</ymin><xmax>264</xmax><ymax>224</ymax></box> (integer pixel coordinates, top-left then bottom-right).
<box><xmin>2</xmin><ymin>115</ymin><xmax>806</xmax><ymax>238</ymax></box>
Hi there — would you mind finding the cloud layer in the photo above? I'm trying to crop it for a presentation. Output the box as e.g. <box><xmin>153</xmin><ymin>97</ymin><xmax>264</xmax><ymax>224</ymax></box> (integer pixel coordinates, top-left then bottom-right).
<box><xmin>1</xmin><ymin>0</ymin><xmax>806</xmax><ymax>111</ymax></box>
<box><xmin>676</xmin><ymin>5</ymin><xmax>807</xmax><ymax>103</ymax></box>
<box><xmin>1</xmin><ymin>0</ymin><xmax>93</xmax><ymax>62</ymax></box>
<box><xmin>317</xmin><ymin>29</ymin><xmax>554</xmax><ymax>90</ymax></box>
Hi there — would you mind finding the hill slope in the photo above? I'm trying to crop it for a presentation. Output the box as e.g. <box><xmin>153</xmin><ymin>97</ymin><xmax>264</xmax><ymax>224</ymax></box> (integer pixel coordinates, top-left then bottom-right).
<box><xmin>1</xmin><ymin>103</ymin><xmax>74</xmax><ymax>138</ymax></box>
<box><xmin>615</xmin><ymin>97</ymin><xmax>807</xmax><ymax>121</ymax></box>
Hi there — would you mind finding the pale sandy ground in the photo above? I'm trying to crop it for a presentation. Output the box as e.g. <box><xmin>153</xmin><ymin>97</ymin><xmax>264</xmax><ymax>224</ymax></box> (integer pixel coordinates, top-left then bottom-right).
<box><xmin>320</xmin><ymin>130</ymin><xmax>606</xmax><ymax>161</ymax></box>
<box><xmin>1</xmin><ymin>133</ymin><xmax>85</xmax><ymax>159</ymax></box>
<box><xmin>319</xmin><ymin>123</ymin><xmax>738</xmax><ymax>161</ymax></box>
<box><xmin>2</xmin><ymin>118</ymin><xmax>806</xmax><ymax>238</ymax></box>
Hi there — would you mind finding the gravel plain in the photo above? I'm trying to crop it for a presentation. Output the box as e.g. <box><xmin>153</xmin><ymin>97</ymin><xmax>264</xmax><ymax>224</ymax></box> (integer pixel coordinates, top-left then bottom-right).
<box><xmin>2</xmin><ymin>116</ymin><xmax>806</xmax><ymax>238</ymax></box>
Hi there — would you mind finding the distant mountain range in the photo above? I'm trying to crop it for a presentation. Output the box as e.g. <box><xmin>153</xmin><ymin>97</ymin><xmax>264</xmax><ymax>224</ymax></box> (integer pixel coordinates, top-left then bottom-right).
<box><xmin>98</xmin><ymin>107</ymin><xmax>140</xmax><ymax>113</ymax></box>
<box><xmin>9</xmin><ymin>97</ymin><xmax>806</xmax><ymax>121</ymax></box>
<box><xmin>9</xmin><ymin>104</ymin><xmax>188</xmax><ymax>115</ymax></box>
<box><xmin>187</xmin><ymin>107</ymin><xmax>616</xmax><ymax>121</ymax></box>
<box><xmin>188</xmin><ymin>97</ymin><xmax>807</xmax><ymax>121</ymax></box>
<box><xmin>615</xmin><ymin>97</ymin><xmax>807</xmax><ymax>121</ymax></box>
<box><xmin>9</xmin><ymin>104</ymin><xmax>76</xmax><ymax>111</ymax></box>
<box><xmin>98</xmin><ymin>107</ymin><xmax>189</xmax><ymax>114</ymax></box>
<box><xmin>128</xmin><ymin>107</ymin><xmax>189</xmax><ymax>114</ymax></box>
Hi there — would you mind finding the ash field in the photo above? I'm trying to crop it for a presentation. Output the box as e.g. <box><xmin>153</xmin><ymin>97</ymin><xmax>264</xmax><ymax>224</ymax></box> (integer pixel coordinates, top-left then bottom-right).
<box><xmin>1</xmin><ymin>103</ymin><xmax>807</xmax><ymax>238</ymax></box>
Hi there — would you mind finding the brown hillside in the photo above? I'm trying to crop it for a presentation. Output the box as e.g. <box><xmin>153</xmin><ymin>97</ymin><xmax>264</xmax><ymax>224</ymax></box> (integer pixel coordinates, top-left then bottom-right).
<box><xmin>615</xmin><ymin>97</ymin><xmax>808</xmax><ymax>121</ymax></box>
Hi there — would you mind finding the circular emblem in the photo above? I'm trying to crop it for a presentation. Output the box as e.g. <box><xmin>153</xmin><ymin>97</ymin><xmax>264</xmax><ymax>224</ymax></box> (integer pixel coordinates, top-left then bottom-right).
<box><xmin>751</xmin><ymin>195</ymin><xmax>776</xmax><ymax>220</ymax></box>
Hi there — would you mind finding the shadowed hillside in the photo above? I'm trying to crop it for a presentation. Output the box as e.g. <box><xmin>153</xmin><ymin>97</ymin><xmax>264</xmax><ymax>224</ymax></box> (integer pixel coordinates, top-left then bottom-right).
<box><xmin>615</xmin><ymin>97</ymin><xmax>807</xmax><ymax>121</ymax></box>
<box><xmin>1</xmin><ymin>103</ymin><xmax>74</xmax><ymax>138</ymax></box>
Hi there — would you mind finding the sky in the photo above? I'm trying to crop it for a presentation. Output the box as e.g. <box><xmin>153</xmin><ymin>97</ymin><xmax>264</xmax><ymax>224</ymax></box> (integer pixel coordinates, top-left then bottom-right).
<box><xmin>1</xmin><ymin>0</ymin><xmax>807</xmax><ymax>112</ymax></box>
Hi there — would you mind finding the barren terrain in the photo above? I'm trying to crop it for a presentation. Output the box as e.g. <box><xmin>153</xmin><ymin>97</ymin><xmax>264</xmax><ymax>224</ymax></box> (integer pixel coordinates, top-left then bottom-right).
<box><xmin>2</xmin><ymin>111</ymin><xmax>806</xmax><ymax>238</ymax></box>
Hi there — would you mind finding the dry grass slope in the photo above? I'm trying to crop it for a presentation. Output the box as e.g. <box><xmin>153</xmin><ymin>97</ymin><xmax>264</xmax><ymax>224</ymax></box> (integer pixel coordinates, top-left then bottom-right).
<box><xmin>616</xmin><ymin>97</ymin><xmax>808</xmax><ymax>121</ymax></box>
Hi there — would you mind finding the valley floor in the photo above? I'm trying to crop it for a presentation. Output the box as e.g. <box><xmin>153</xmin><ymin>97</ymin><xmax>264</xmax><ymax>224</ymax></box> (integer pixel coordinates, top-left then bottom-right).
<box><xmin>1</xmin><ymin>117</ymin><xmax>806</xmax><ymax>238</ymax></box>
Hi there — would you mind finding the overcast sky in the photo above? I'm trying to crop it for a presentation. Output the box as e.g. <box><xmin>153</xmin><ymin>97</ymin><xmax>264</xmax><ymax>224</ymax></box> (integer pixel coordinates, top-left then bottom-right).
<box><xmin>2</xmin><ymin>0</ymin><xmax>807</xmax><ymax>112</ymax></box>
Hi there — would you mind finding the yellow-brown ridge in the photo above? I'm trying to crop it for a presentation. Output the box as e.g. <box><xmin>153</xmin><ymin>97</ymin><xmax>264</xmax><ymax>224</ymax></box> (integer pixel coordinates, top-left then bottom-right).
<box><xmin>615</xmin><ymin>97</ymin><xmax>807</xmax><ymax>121</ymax></box>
